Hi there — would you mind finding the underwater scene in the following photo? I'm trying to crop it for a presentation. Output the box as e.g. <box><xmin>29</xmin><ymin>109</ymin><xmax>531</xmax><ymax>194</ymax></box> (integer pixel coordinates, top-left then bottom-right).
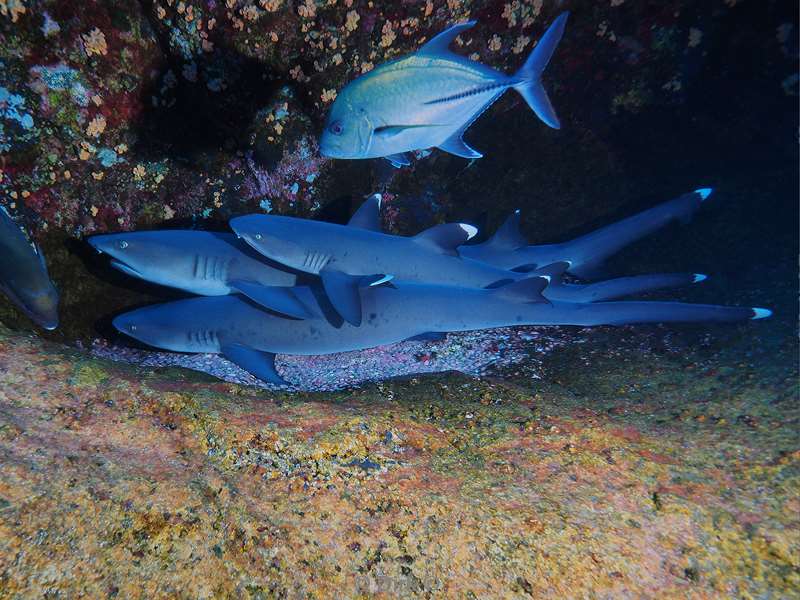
<box><xmin>0</xmin><ymin>0</ymin><xmax>798</xmax><ymax>597</ymax></box>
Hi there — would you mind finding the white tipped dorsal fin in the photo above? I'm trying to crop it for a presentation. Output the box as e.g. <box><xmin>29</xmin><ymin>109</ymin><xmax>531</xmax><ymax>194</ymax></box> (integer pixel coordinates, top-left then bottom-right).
<box><xmin>347</xmin><ymin>193</ymin><xmax>383</xmax><ymax>231</ymax></box>
<box><xmin>418</xmin><ymin>21</ymin><xmax>477</xmax><ymax>56</ymax></box>
<box><xmin>484</xmin><ymin>210</ymin><xmax>527</xmax><ymax>250</ymax></box>
<box><xmin>413</xmin><ymin>223</ymin><xmax>477</xmax><ymax>256</ymax></box>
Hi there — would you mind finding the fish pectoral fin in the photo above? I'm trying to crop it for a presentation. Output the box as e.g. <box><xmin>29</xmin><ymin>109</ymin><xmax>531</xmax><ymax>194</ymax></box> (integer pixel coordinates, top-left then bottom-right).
<box><xmin>221</xmin><ymin>344</ymin><xmax>288</xmax><ymax>386</ymax></box>
<box><xmin>417</xmin><ymin>20</ymin><xmax>477</xmax><ymax>57</ymax></box>
<box><xmin>413</xmin><ymin>223</ymin><xmax>478</xmax><ymax>256</ymax></box>
<box><xmin>437</xmin><ymin>131</ymin><xmax>482</xmax><ymax>159</ymax></box>
<box><xmin>385</xmin><ymin>153</ymin><xmax>411</xmax><ymax>168</ymax></box>
<box><xmin>374</xmin><ymin>124</ymin><xmax>445</xmax><ymax>138</ymax></box>
<box><xmin>320</xmin><ymin>269</ymin><xmax>364</xmax><ymax>326</ymax></box>
<box><xmin>110</xmin><ymin>260</ymin><xmax>144</xmax><ymax>280</ymax></box>
<box><xmin>228</xmin><ymin>279</ymin><xmax>315</xmax><ymax>319</ymax></box>
<box><xmin>347</xmin><ymin>193</ymin><xmax>383</xmax><ymax>231</ymax></box>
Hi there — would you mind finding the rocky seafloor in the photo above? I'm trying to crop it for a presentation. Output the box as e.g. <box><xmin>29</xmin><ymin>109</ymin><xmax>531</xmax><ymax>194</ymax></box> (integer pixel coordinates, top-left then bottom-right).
<box><xmin>1</xmin><ymin>304</ymin><xmax>798</xmax><ymax>598</ymax></box>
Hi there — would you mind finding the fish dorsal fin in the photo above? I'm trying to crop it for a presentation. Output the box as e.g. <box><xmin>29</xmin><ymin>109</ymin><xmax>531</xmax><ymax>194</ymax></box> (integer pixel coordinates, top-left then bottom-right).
<box><xmin>413</xmin><ymin>223</ymin><xmax>478</xmax><ymax>255</ymax></box>
<box><xmin>534</xmin><ymin>261</ymin><xmax>570</xmax><ymax>279</ymax></box>
<box><xmin>347</xmin><ymin>193</ymin><xmax>382</xmax><ymax>231</ymax></box>
<box><xmin>221</xmin><ymin>344</ymin><xmax>288</xmax><ymax>386</ymax></box>
<box><xmin>491</xmin><ymin>276</ymin><xmax>549</xmax><ymax>304</ymax></box>
<box><xmin>437</xmin><ymin>130</ymin><xmax>482</xmax><ymax>159</ymax></box>
<box><xmin>485</xmin><ymin>210</ymin><xmax>527</xmax><ymax>250</ymax></box>
<box><xmin>418</xmin><ymin>21</ymin><xmax>477</xmax><ymax>57</ymax></box>
<box><xmin>228</xmin><ymin>280</ymin><xmax>316</xmax><ymax>319</ymax></box>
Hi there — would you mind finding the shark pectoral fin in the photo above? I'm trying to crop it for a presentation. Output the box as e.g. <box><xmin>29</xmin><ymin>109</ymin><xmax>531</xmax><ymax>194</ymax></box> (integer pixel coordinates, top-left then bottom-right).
<box><xmin>417</xmin><ymin>20</ymin><xmax>477</xmax><ymax>57</ymax></box>
<box><xmin>492</xmin><ymin>276</ymin><xmax>550</xmax><ymax>304</ymax></box>
<box><xmin>414</xmin><ymin>223</ymin><xmax>479</xmax><ymax>256</ymax></box>
<box><xmin>228</xmin><ymin>280</ymin><xmax>314</xmax><ymax>319</ymax></box>
<box><xmin>406</xmin><ymin>331</ymin><xmax>446</xmax><ymax>342</ymax></box>
<box><xmin>437</xmin><ymin>131</ymin><xmax>482</xmax><ymax>160</ymax></box>
<box><xmin>221</xmin><ymin>344</ymin><xmax>288</xmax><ymax>386</ymax></box>
<box><xmin>385</xmin><ymin>153</ymin><xmax>411</xmax><ymax>168</ymax></box>
<box><xmin>320</xmin><ymin>269</ymin><xmax>363</xmax><ymax>326</ymax></box>
<box><xmin>347</xmin><ymin>193</ymin><xmax>383</xmax><ymax>231</ymax></box>
<box><xmin>487</xmin><ymin>210</ymin><xmax>527</xmax><ymax>250</ymax></box>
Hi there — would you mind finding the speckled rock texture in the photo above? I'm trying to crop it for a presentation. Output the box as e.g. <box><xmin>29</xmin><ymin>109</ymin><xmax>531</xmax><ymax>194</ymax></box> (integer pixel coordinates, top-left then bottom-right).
<box><xmin>0</xmin><ymin>315</ymin><xmax>798</xmax><ymax>598</ymax></box>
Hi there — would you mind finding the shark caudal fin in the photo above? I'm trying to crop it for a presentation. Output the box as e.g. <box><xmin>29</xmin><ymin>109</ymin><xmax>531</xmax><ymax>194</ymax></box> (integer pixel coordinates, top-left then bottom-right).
<box><xmin>554</xmin><ymin>272</ymin><xmax>702</xmax><ymax>304</ymax></box>
<box><xmin>513</xmin><ymin>12</ymin><xmax>568</xmax><ymax>129</ymax></box>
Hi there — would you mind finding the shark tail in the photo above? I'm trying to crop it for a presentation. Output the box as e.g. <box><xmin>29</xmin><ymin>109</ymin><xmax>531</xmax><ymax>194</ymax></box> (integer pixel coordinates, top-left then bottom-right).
<box><xmin>567</xmin><ymin>301</ymin><xmax>771</xmax><ymax>326</ymax></box>
<box><xmin>512</xmin><ymin>12</ymin><xmax>568</xmax><ymax>129</ymax></box>
<box><xmin>557</xmin><ymin>272</ymin><xmax>702</xmax><ymax>303</ymax></box>
<box><xmin>563</xmin><ymin>188</ymin><xmax>712</xmax><ymax>279</ymax></box>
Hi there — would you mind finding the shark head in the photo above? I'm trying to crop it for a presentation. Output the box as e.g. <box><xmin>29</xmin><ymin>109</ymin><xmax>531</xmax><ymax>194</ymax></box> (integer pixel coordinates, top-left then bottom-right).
<box><xmin>87</xmin><ymin>233</ymin><xmax>158</xmax><ymax>281</ymax></box>
<box><xmin>113</xmin><ymin>301</ymin><xmax>219</xmax><ymax>353</ymax></box>
<box><xmin>11</xmin><ymin>283</ymin><xmax>59</xmax><ymax>331</ymax></box>
<box><xmin>229</xmin><ymin>215</ymin><xmax>319</xmax><ymax>272</ymax></box>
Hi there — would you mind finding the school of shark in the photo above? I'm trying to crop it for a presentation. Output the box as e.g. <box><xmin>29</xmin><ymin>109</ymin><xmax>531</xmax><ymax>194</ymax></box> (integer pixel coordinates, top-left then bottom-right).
<box><xmin>0</xmin><ymin>13</ymin><xmax>772</xmax><ymax>388</ymax></box>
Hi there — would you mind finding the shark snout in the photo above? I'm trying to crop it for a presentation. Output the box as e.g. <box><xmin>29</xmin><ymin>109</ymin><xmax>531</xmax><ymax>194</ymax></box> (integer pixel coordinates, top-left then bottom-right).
<box><xmin>229</xmin><ymin>216</ymin><xmax>265</xmax><ymax>244</ymax></box>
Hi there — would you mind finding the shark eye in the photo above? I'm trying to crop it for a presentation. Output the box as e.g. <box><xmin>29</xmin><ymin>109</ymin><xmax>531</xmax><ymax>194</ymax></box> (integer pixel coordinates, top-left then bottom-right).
<box><xmin>129</xmin><ymin>324</ymin><xmax>137</xmax><ymax>332</ymax></box>
<box><xmin>118</xmin><ymin>240</ymin><xmax>128</xmax><ymax>249</ymax></box>
<box><xmin>254</xmin><ymin>233</ymin><xmax>263</xmax><ymax>240</ymax></box>
<box><xmin>329</xmin><ymin>120</ymin><xmax>344</xmax><ymax>136</ymax></box>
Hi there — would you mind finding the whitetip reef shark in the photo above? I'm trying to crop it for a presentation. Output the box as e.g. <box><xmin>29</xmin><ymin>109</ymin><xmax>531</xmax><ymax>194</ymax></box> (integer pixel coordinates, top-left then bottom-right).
<box><xmin>0</xmin><ymin>205</ymin><xmax>59</xmax><ymax>330</ymax></box>
<box><xmin>229</xmin><ymin>203</ymin><xmax>538</xmax><ymax>326</ymax></box>
<box><xmin>86</xmin><ymin>230</ymin><xmax>312</xmax><ymax>319</ymax></box>
<box><xmin>113</xmin><ymin>276</ymin><xmax>770</xmax><ymax>387</ymax></box>
<box><xmin>320</xmin><ymin>13</ymin><xmax>569</xmax><ymax>167</ymax></box>
<box><xmin>460</xmin><ymin>188</ymin><xmax>714</xmax><ymax>277</ymax></box>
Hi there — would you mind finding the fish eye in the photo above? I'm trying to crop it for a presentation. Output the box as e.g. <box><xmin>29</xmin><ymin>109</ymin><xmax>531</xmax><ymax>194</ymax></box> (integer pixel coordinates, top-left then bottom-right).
<box><xmin>129</xmin><ymin>324</ymin><xmax>137</xmax><ymax>332</ymax></box>
<box><xmin>254</xmin><ymin>233</ymin><xmax>263</xmax><ymax>240</ymax></box>
<box><xmin>329</xmin><ymin>120</ymin><xmax>344</xmax><ymax>136</ymax></box>
<box><xmin>118</xmin><ymin>240</ymin><xmax>128</xmax><ymax>249</ymax></box>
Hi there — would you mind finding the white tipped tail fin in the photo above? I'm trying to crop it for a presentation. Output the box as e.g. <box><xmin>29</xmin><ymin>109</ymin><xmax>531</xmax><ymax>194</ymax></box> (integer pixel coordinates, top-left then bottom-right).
<box><xmin>751</xmin><ymin>308</ymin><xmax>772</xmax><ymax>320</ymax></box>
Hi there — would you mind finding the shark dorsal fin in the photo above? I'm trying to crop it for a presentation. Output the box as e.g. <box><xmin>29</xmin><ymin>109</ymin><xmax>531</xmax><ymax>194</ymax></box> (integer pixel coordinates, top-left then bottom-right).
<box><xmin>534</xmin><ymin>261</ymin><xmax>570</xmax><ymax>279</ymax></box>
<box><xmin>413</xmin><ymin>223</ymin><xmax>478</xmax><ymax>256</ymax></box>
<box><xmin>485</xmin><ymin>210</ymin><xmax>527</xmax><ymax>250</ymax></box>
<box><xmin>491</xmin><ymin>276</ymin><xmax>549</xmax><ymax>304</ymax></box>
<box><xmin>418</xmin><ymin>21</ymin><xmax>477</xmax><ymax>57</ymax></box>
<box><xmin>347</xmin><ymin>194</ymin><xmax>382</xmax><ymax>231</ymax></box>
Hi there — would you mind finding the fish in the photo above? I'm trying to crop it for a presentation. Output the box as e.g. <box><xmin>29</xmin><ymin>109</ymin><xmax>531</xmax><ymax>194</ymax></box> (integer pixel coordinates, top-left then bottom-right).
<box><xmin>229</xmin><ymin>199</ymin><xmax>540</xmax><ymax>327</ymax></box>
<box><xmin>0</xmin><ymin>205</ymin><xmax>59</xmax><ymax>330</ymax></box>
<box><xmin>87</xmin><ymin>230</ymin><xmax>311</xmax><ymax>319</ymax></box>
<box><xmin>460</xmin><ymin>188</ymin><xmax>713</xmax><ymax>278</ymax></box>
<box><xmin>319</xmin><ymin>13</ymin><xmax>569</xmax><ymax>167</ymax></box>
<box><xmin>113</xmin><ymin>278</ymin><xmax>770</xmax><ymax>386</ymax></box>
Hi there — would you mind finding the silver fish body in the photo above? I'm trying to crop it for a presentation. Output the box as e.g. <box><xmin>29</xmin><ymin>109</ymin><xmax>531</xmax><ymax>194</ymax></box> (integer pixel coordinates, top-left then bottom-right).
<box><xmin>320</xmin><ymin>13</ymin><xmax>568</xmax><ymax>165</ymax></box>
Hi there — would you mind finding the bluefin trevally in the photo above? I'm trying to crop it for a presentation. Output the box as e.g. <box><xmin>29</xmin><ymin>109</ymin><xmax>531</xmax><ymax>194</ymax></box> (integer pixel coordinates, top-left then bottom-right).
<box><xmin>113</xmin><ymin>278</ymin><xmax>770</xmax><ymax>386</ymax></box>
<box><xmin>460</xmin><ymin>188</ymin><xmax>713</xmax><ymax>277</ymax></box>
<box><xmin>228</xmin><ymin>209</ymin><xmax>538</xmax><ymax>326</ymax></box>
<box><xmin>319</xmin><ymin>13</ymin><xmax>569</xmax><ymax>167</ymax></box>
<box><xmin>0</xmin><ymin>205</ymin><xmax>59</xmax><ymax>330</ymax></box>
<box><xmin>87</xmin><ymin>230</ymin><xmax>312</xmax><ymax>319</ymax></box>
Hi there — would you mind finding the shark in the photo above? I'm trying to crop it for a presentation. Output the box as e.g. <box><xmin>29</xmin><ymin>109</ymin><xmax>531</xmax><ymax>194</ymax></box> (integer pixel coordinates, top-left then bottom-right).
<box><xmin>229</xmin><ymin>202</ymin><xmax>541</xmax><ymax>326</ymax></box>
<box><xmin>86</xmin><ymin>230</ymin><xmax>313</xmax><ymax>319</ymax></box>
<box><xmin>113</xmin><ymin>277</ymin><xmax>770</xmax><ymax>387</ymax></box>
<box><xmin>459</xmin><ymin>188</ymin><xmax>714</xmax><ymax>277</ymax></box>
<box><xmin>0</xmin><ymin>205</ymin><xmax>59</xmax><ymax>330</ymax></box>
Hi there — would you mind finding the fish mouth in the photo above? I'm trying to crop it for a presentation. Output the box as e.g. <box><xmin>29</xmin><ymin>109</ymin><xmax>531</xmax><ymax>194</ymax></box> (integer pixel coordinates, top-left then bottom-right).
<box><xmin>110</xmin><ymin>259</ymin><xmax>144</xmax><ymax>280</ymax></box>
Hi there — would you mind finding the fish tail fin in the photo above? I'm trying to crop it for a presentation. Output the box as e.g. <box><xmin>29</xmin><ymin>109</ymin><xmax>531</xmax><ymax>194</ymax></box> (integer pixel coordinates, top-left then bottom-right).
<box><xmin>568</xmin><ymin>273</ymin><xmax>702</xmax><ymax>303</ymax></box>
<box><xmin>512</xmin><ymin>12</ymin><xmax>568</xmax><ymax>129</ymax></box>
<box><xmin>576</xmin><ymin>302</ymin><xmax>771</xmax><ymax>326</ymax></box>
